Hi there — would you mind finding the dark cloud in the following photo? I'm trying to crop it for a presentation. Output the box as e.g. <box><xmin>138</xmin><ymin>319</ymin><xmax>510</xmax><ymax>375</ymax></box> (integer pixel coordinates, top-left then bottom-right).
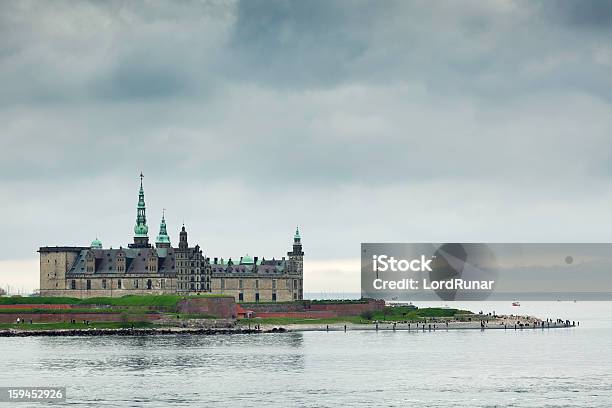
<box><xmin>541</xmin><ymin>0</ymin><xmax>612</xmax><ymax>29</ymax></box>
<box><xmin>225</xmin><ymin>0</ymin><xmax>373</xmax><ymax>87</ymax></box>
<box><xmin>1</xmin><ymin>0</ymin><xmax>612</xmax><ymax>270</ymax></box>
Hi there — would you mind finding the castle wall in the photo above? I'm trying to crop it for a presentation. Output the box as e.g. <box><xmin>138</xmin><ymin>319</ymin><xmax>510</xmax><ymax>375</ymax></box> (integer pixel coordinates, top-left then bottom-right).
<box><xmin>176</xmin><ymin>297</ymin><xmax>236</xmax><ymax>319</ymax></box>
<box><xmin>39</xmin><ymin>248</ymin><xmax>83</xmax><ymax>296</ymax></box>
<box><xmin>210</xmin><ymin>276</ymin><xmax>303</xmax><ymax>302</ymax></box>
<box><xmin>51</xmin><ymin>275</ymin><xmax>177</xmax><ymax>299</ymax></box>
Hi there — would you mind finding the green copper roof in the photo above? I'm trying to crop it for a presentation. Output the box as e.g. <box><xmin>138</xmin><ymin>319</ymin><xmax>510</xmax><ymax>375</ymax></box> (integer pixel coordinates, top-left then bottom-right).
<box><xmin>90</xmin><ymin>237</ymin><xmax>102</xmax><ymax>249</ymax></box>
<box><xmin>294</xmin><ymin>226</ymin><xmax>301</xmax><ymax>240</ymax></box>
<box><xmin>133</xmin><ymin>173</ymin><xmax>149</xmax><ymax>237</ymax></box>
<box><xmin>156</xmin><ymin>210</ymin><xmax>171</xmax><ymax>244</ymax></box>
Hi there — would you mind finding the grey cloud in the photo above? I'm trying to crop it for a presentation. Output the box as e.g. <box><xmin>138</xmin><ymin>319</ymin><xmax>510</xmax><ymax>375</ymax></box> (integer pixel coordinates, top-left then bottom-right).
<box><xmin>540</xmin><ymin>0</ymin><xmax>612</xmax><ymax>29</ymax></box>
<box><xmin>2</xmin><ymin>1</ymin><xmax>612</xmax><ymax>268</ymax></box>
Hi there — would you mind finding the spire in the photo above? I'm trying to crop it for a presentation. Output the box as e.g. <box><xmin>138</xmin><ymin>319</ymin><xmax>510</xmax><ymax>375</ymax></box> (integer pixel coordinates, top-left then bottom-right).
<box><xmin>294</xmin><ymin>226</ymin><xmax>301</xmax><ymax>243</ymax></box>
<box><xmin>288</xmin><ymin>225</ymin><xmax>304</xmax><ymax>259</ymax></box>
<box><xmin>130</xmin><ymin>173</ymin><xmax>150</xmax><ymax>248</ymax></box>
<box><xmin>155</xmin><ymin>209</ymin><xmax>171</xmax><ymax>248</ymax></box>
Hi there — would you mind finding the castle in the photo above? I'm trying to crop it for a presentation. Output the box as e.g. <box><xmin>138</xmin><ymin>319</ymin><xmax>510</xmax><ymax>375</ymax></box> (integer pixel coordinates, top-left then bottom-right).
<box><xmin>39</xmin><ymin>174</ymin><xmax>304</xmax><ymax>301</ymax></box>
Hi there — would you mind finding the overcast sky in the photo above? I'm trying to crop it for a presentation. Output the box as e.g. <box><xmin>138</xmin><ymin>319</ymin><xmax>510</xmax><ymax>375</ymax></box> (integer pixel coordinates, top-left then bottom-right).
<box><xmin>2</xmin><ymin>0</ymin><xmax>612</xmax><ymax>294</ymax></box>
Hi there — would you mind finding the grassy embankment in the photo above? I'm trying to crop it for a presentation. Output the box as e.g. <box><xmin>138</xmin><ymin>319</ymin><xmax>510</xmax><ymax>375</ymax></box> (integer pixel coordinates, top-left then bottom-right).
<box><xmin>0</xmin><ymin>295</ymin><xmax>227</xmax><ymax>321</ymax></box>
<box><xmin>370</xmin><ymin>306</ymin><xmax>473</xmax><ymax>322</ymax></box>
<box><xmin>0</xmin><ymin>294</ymin><xmax>226</xmax><ymax>308</ymax></box>
<box><xmin>238</xmin><ymin>306</ymin><xmax>475</xmax><ymax>326</ymax></box>
<box><xmin>0</xmin><ymin>296</ymin><xmax>477</xmax><ymax>327</ymax></box>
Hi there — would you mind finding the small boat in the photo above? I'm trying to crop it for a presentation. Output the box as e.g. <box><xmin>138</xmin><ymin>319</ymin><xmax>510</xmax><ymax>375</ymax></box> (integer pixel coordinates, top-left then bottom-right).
<box><xmin>512</xmin><ymin>301</ymin><xmax>521</xmax><ymax>307</ymax></box>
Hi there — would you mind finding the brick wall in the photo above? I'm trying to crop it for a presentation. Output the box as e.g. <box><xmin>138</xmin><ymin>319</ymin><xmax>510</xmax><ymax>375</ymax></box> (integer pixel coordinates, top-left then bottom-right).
<box><xmin>176</xmin><ymin>297</ymin><xmax>236</xmax><ymax>319</ymax></box>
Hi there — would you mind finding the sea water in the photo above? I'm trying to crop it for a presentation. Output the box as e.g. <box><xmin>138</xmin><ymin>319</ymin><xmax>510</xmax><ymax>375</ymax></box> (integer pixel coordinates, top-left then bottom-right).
<box><xmin>0</xmin><ymin>301</ymin><xmax>610</xmax><ymax>407</ymax></box>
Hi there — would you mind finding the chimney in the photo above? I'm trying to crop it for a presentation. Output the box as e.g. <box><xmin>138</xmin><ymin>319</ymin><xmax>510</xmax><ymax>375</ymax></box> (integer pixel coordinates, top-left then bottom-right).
<box><xmin>214</xmin><ymin>257</ymin><xmax>218</xmax><ymax>264</ymax></box>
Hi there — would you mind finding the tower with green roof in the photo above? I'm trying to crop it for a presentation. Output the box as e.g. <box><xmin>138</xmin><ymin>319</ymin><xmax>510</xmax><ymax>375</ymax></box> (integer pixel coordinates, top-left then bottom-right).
<box><xmin>129</xmin><ymin>173</ymin><xmax>151</xmax><ymax>248</ymax></box>
<box><xmin>155</xmin><ymin>209</ymin><xmax>171</xmax><ymax>248</ymax></box>
<box><xmin>287</xmin><ymin>226</ymin><xmax>304</xmax><ymax>277</ymax></box>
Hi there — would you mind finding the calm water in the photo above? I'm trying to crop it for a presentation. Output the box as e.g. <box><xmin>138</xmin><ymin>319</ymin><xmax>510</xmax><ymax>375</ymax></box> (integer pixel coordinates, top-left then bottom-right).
<box><xmin>1</xmin><ymin>302</ymin><xmax>611</xmax><ymax>407</ymax></box>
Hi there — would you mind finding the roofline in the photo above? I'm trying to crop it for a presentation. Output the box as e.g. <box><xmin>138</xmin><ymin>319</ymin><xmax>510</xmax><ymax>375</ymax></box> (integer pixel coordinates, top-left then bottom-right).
<box><xmin>38</xmin><ymin>246</ymin><xmax>89</xmax><ymax>253</ymax></box>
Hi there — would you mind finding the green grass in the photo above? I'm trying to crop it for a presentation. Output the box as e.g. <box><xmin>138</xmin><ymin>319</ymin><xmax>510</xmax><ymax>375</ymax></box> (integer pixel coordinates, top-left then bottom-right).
<box><xmin>371</xmin><ymin>306</ymin><xmax>473</xmax><ymax>322</ymax></box>
<box><xmin>0</xmin><ymin>297</ymin><xmax>82</xmax><ymax>305</ymax></box>
<box><xmin>0</xmin><ymin>294</ymin><xmax>232</xmax><ymax>311</ymax></box>
<box><xmin>237</xmin><ymin>316</ymin><xmax>366</xmax><ymax>325</ymax></box>
<box><xmin>236</xmin><ymin>307</ymin><xmax>475</xmax><ymax>326</ymax></box>
<box><xmin>0</xmin><ymin>321</ymin><xmax>155</xmax><ymax>330</ymax></box>
<box><xmin>79</xmin><ymin>295</ymin><xmax>182</xmax><ymax>308</ymax></box>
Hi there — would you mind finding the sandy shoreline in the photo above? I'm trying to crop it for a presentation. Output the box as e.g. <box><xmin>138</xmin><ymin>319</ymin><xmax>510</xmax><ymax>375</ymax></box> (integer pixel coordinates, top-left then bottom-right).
<box><xmin>282</xmin><ymin>322</ymin><xmax>577</xmax><ymax>332</ymax></box>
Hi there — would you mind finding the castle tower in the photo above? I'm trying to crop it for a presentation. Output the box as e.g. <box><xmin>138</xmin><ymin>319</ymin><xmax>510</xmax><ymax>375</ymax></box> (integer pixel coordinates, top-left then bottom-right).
<box><xmin>155</xmin><ymin>209</ymin><xmax>171</xmax><ymax>248</ymax></box>
<box><xmin>178</xmin><ymin>224</ymin><xmax>188</xmax><ymax>249</ymax></box>
<box><xmin>287</xmin><ymin>226</ymin><xmax>304</xmax><ymax>274</ymax></box>
<box><xmin>129</xmin><ymin>173</ymin><xmax>150</xmax><ymax>248</ymax></box>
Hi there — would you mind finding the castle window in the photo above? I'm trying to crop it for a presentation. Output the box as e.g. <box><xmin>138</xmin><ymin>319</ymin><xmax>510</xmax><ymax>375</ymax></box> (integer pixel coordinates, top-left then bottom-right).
<box><xmin>272</xmin><ymin>279</ymin><xmax>277</xmax><ymax>290</ymax></box>
<box><xmin>71</xmin><ymin>280</ymin><xmax>76</xmax><ymax>290</ymax></box>
<box><xmin>239</xmin><ymin>279</ymin><xmax>243</xmax><ymax>289</ymax></box>
<box><xmin>221</xmin><ymin>278</ymin><xmax>225</xmax><ymax>290</ymax></box>
<box><xmin>272</xmin><ymin>292</ymin><xmax>277</xmax><ymax>302</ymax></box>
<box><xmin>134</xmin><ymin>280</ymin><xmax>139</xmax><ymax>288</ymax></box>
<box><xmin>117</xmin><ymin>279</ymin><xmax>122</xmax><ymax>289</ymax></box>
<box><xmin>86</xmin><ymin>280</ymin><xmax>91</xmax><ymax>290</ymax></box>
<box><xmin>255</xmin><ymin>293</ymin><xmax>260</xmax><ymax>302</ymax></box>
<box><xmin>293</xmin><ymin>279</ymin><xmax>298</xmax><ymax>289</ymax></box>
<box><xmin>255</xmin><ymin>280</ymin><xmax>259</xmax><ymax>289</ymax></box>
<box><xmin>102</xmin><ymin>279</ymin><xmax>107</xmax><ymax>289</ymax></box>
<box><xmin>293</xmin><ymin>293</ymin><xmax>297</xmax><ymax>300</ymax></box>
<box><xmin>238</xmin><ymin>292</ymin><xmax>243</xmax><ymax>302</ymax></box>
<box><xmin>147</xmin><ymin>279</ymin><xmax>152</xmax><ymax>290</ymax></box>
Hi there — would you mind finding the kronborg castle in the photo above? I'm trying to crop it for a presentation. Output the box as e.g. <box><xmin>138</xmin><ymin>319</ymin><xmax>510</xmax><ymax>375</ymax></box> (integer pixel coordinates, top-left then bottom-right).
<box><xmin>39</xmin><ymin>175</ymin><xmax>304</xmax><ymax>302</ymax></box>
